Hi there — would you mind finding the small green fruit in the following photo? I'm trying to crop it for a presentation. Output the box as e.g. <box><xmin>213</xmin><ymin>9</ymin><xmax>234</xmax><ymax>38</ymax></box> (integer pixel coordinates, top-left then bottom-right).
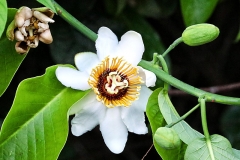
<box><xmin>182</xmin><ymin>23</ymin><xmax>220</xmax><ymax>46</ymax></box>
<box><xmin>154</xmin><ymin>127</ymin><xmax>181</xmax><ymax>149</ymax></box>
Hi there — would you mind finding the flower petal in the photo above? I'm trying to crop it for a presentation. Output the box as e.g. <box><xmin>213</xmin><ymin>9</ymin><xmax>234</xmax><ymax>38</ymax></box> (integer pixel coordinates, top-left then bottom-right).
<box><xmin>134</xmin><ymin>86</ymin><xmax>152</xmax><ymax>111</ymax></box>
<box><xmin>70</xmin><ymin>92</ymin><xmax>106</xmax><ymax>136</ymax></box>
<box><xmin>74</xmin><ymin>52</ymin><xmax>100</xmax><ymax>74</ymax></box>
<box><xmin>138</xmin><ymin>66</ymin><xmax>156</xmax><ymax>87</ymax></box>
<box><xmin>96</xmin><ymin>27</ymin><xmax>118</xmax><ymax>61</ymax></box>
<box><xmin>121</xmin><ymin>105</ymin><xmax>148</xmax><ymax>134</ymax></box>
<box><xmin>99</xmin><ymin>107</ymin><xmax>128</xmax><ymax>154</ymax></box>
<box><xmin>120</xmin><ymin>86</ymin><xmax>151</xmax><ymax>134</ymax></box>
<box><xmin>115</xmin><ymin>31</ymin><xmax>144</xmax><ymax>66</ymax></box>
<box><xmin>56</xmin><ymin>66</ymin><xmax>90</xmax><ymax>90</ymax></box>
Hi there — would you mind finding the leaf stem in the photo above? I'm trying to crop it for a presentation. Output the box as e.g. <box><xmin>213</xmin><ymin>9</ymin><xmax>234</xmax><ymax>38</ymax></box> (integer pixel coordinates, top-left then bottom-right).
<box><xmin>161</xmin><ymin>37</ymin><xmax>183</xmax><ymax>57</ymax></box>
<box><xmin>166</xmin><ymin>103</ymin><xmax>200</xmax><ymax>128</ymax></box>
<box><xmin>200</xmin><ymin>98</ymin><xmax>215</xmax><ymax>160</ymax></box>
<box><xmin>52</xmin><ymin>1</ymin><xmax>98</xmax><ymax>42</ymax></box>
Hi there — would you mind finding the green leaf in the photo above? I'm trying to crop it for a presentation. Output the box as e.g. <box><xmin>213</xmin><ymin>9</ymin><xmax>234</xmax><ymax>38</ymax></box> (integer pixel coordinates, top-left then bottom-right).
<box><xmin>0</xmin><ymin>0</ymin><xmax>7</xmax><ymax>38</ymax></box>
<box><xmin>146</xmin><ymin>88</ymin><xmax>166</xmax><ymax>133</ymax></box>
<box><xmin>185</xmin><ymin>134</ymin><xmax>239</xmax><ymax>160</ymax></box>
<box><xmin>0</xmin><ymin>8</ymin><xmax>26</xmax><ymax>97</ymax></box>
<box><xmin>146</xmin><ymin>88</ymin><xmax>186</xmax><ymax>160</ymax></box>
<box><xmin>158</xmin><ymin>89</ymin><xmax>204</xmax><ymax>144</ymax></box>
<box><xmin>0</xmin><ymin>65</ymin><xmax>89</xmax><ymax>160</ymax></box>
<box><xmin>36</xmin><ymin>0</ymin><xmax>57</xmax><ymax>13</ymax></box>
<box><xmin>180</xmin><ymin>0</ymin><xmax>218</xmax><ymax>26</ymax></box>
<box><xmin>233</xmin><ymin>149</ymin><xmax>240</xmax><ymax>159</ymax></box>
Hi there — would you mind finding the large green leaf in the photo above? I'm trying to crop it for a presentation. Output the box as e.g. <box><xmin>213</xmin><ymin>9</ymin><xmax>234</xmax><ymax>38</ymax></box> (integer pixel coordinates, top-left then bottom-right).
<box><xmin>36</xmin><ymin>0</ymin><xmax>56</xmax><ymax>13</ymax></box>
<box><xmin>146</xmin><ymin>88</ymin><xmax>166</xmax><ymax>133</ymax></box>
<box><xmin>0</xmin><ymin>65</ymin><xmax>89</xmax><ymax>160</ymax></box>
<box><xmin>233</xmin><ymin>149</ymin><xmax>240</xmax><ymax>159</ymax></box>
<box><xmin>0</xmin><ymin>8</ymin><xmax>26</xmax><ymax>97</ymax></box>
<box><xmin>0</xmin><ymin>0</ymin><xmax>7</xmax><ymax>38</ymax></box>
<box><xmin>146</xmin><ymin>88</ymin><xmax>186</xmax><ymax>160</ymax></box>
<box><xmin>180</xmin><ymin>0</ymin><xmax>218</xmax><ymax>26</ymax></box>
<box><xmin>185</xmin><ymin>134</ymin><xmax>239</xmax><ymax>160</ymax></box>
<box><xmin>158</xmin><ymin>89</ymin><xmax>204</xmax><ymax>144</ymax></box>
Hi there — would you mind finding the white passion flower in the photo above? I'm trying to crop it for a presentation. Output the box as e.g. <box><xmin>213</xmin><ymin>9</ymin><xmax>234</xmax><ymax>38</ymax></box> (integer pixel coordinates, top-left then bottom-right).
<box><xmin>55</xmin><ymin>27</ymin><xmax>156</xmax><ymax>154</ymax></box>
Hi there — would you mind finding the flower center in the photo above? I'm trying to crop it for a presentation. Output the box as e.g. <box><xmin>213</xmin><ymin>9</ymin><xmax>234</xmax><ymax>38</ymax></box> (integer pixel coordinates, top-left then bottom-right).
<box><xmin>105</xmin><ymin>71</ymin><xmax>128</xmax><ymax>94</ymax></box>
<box><xmin>88</xmin><ymin>57</ymin><xmax>143</xmax><ymax>108</ymax></box>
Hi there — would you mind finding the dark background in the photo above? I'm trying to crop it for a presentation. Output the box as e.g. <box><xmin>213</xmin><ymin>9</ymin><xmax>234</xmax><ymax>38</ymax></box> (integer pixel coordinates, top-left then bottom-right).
<box><xmin>2</xmin><ymin>0</ymin><xmax>240</xmax><ymax>159</ymax></box>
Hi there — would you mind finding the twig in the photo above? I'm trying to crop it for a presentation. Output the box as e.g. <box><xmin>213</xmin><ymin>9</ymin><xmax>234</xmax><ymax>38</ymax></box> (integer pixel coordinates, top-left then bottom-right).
<box><xmin>168</xmin><ymin>82</ymin><xmax>240</xmax><ymax>96</ymax></box>
<box><xmin>141</xmin><ymin>144</ymin><xmax>153</xmax><ymax>160</ymax></box>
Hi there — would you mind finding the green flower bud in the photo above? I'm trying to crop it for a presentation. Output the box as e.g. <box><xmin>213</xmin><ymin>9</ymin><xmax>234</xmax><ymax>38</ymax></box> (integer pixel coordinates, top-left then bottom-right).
<box><xmin>182</xmin><ymin>23</ymin><xmax>220</xmax><ymax>46</ymax></box>
<box><xmin>154</xmin><ymin>127</ymin><xmax>181</xmax><ymax>149</ymax></box>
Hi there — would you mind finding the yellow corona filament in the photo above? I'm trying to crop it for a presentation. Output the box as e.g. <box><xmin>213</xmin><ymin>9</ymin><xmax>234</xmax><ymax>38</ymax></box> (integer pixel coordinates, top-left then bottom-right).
<box><xmin>88</xmin><ymin>57</ymin><xmax>143</xmax><ymax>108</ymax></box>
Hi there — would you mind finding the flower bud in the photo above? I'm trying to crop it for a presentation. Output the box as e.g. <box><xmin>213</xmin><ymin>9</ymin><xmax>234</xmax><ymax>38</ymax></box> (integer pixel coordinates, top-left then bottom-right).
<box><xmin>154</xmin><ymin>127</ymin><xmax>181</xmax><ymax>149</ymax></box>
<box><xmin>182</xmin><ymin>23</ymin><xmax>220</xmax><ymax>46</ymax></box>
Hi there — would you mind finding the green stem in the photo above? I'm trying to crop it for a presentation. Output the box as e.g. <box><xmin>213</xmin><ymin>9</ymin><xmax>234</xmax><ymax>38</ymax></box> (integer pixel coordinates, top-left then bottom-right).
<box><xmin>200</xmin><ymin>98</ymin><xmax>210</xmax><ymax>139</ymax></box>
<box><xmin>162</xmin><ymin>37</ymin><xmax>183</xmax><ymax>57</ymax></box>
<box><xmin>52</xmin><ymin>1</ymin><xmax>98</xmax><ymax>42</ymax></box>
<box><xmin>166</xmin><ymin>104</ymin><xmax>200</xmax><ymax>128</ymax></box>
<box><xmin>158</xmin><ymin>55</ymin><xmax>169</xmax><ymax>90</ymax></box>
<box><xmin>152</xmin><ymin>53</ymin><xmax>159</xmax><ymax>65</ymax></box>
<box><xmin>200</xmin><ymin>98</ymin><xmax>215</xmax><ymax>160</ymax></box>
<box><xmin>139</xmin><ymin>60</ymin><xmax>240</xmax><ymax>106</ymax></box>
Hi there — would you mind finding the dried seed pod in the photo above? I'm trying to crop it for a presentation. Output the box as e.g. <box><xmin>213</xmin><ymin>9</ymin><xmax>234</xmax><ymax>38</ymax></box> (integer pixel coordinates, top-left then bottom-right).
<box><xmin>7</xmin><ymin>6</ymin><xmax>55</xmax><ymax>54</ymax></box>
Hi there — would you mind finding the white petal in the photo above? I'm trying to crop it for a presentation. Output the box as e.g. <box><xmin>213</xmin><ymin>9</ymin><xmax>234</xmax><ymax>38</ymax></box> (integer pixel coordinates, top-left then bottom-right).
<box><xmin>134</xmin><ymin>86</ymin><xmax>152</xmax><ymax>111</ymax></box>
<box><xmin>121</xmin><ymin>105</ymin><xmax>148</xmax><ymax>134</ymax></box>
<box><xmin>70</xmin><ymin>92</ymin><xmax>106</xmax><ymax>136</ymax></box>
<box><xmin>74</xmin><ymin>52</ymin><xmax>100</xmax><ymax>74</ymax></box>
<box><xmin>138</xmin><ymin>66</ymin><xmax>156</xmax><ymax>87</ymax></box>
<box><xmin>96</xmin><ymin>27</ymin><xmax>118</xmax><ymax>61</ymax></box>
<box><xmin>120</xmin><ymin>86</ymin><xmax>151</xmax><ymax>134</ymax></box>
<box><xmin>100</xmin><ymin>107</ymin><xmax>128</xmax><ymax>154</ymax></box>
<box><xmin>115</xmin><ymin>31</ymin><xmax>144</xmax><ymax>66</ymax></box>
<box><xmin>56</xmin><ymin>66</ymin><xmax>90</xmax><ymax>90</ymax></box>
